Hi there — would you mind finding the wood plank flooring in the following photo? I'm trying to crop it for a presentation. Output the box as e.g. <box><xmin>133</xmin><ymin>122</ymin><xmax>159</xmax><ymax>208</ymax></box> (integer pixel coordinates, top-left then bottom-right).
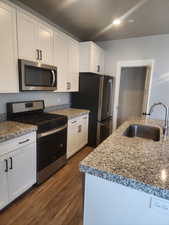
<box><xmin>0</xmin><ymin>147</ymin><xmax>93</xmax><ymax>225</ymax></box>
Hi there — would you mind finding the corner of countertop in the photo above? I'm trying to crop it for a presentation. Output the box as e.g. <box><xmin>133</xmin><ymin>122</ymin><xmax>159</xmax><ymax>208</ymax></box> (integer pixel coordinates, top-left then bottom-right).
<box><xmin>0</xmin><ymin>121</ymin><xmax>37</xmax><ymax>143</ymax></box>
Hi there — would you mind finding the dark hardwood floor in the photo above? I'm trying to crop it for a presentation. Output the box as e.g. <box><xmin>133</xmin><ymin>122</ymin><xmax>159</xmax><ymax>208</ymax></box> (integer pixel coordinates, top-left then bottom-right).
<box><xmin>0</xmin><ymin>147</ymin><xmax>93</xmax><ymax>225</ymax></box>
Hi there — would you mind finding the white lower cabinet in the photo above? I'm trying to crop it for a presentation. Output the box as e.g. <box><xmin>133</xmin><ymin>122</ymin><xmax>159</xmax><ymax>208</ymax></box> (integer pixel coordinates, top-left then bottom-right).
<box><xmin>67</xmin><ymin>114</ymin><xmax>89</xmax><ymax>159</ymax></box>
<box><xmin>79</xmin><ymin>115</ymin><xmax>89</xmax><ymax>149</ymax></box>
<box><xmin>8</xmin><ymin>142</ymin><xmax>36</xmax><ymax>202</ymax></box>
<box><xmin>0</xmin><ymin>132</ymin><xmax>36</xmax><ymax>210</ymax></box>
<box><xmin>0</xmin><ymin>156</ymin><xmax>9</xmax><ymax>210</ymax></box>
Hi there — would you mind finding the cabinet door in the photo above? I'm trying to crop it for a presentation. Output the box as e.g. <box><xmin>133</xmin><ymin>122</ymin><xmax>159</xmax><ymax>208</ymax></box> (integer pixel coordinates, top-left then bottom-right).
<box><xmin>98</xmin><ymin>48</ymin><xmax>104</xmax><ymax>75</ymax></box>
<box><xmin>91</xmin><ymin>44</ymin><xmax>99</xmax><ymax>74</ymax></box>
<box><xmin>68</xmin><ymin>39</ymin><xmax>79</xmax><ymax>92</ymax></box>
<box><xmin>78</xmin><ymin>115</ymin><xmax>89</xmax><ymax>149</ymax></box>
<box><xmin>8</xmin><ymin>143</ymin><xmax>36</xmax><ymax>202</ymax></box>
<box><xmin>17</xmin><ymin>11</ymin><xmax>37</xmax><ymax>61</ymax></box>
<box><xmin>92</xmin><ymin>44</ymin><xmax>104</xmax><ymax>74</ymax></box>
<box><xmin>67</xmin><ymin>119</ymin><xmax>79</xmax><ymax>158</ymax></box>
<box><xmin>0</xmin><ymin>157</ymin><xmax>8</xmax><ymax>210</ymax></box>
<box><xmin>54</xmin><ymin>32</ymin><xmax>69</xmax><ymax>92</ymax></box>
<box><xmin>37</xmin><ymin>23</ymin><xmax>53</xmax><ymax>65</ymax></box>
<box><xmin>0</xmin><ymin>2</ymin><xmax>18</xmax><ymax>93</ymax></box>
<box><xmin>69</xmin><ymin>76</ymin><xmax>79</xmax><ymax>92</ymax></box>
<box><xmin>81</xmin><ymin>115</ymin><xmax>89</xmax><ymax>146</ymax></box>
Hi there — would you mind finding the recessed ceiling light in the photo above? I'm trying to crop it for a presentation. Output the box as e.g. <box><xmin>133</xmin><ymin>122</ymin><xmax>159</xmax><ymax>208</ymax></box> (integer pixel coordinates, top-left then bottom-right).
<box><xmin>112</xmin><ymin>19</ymin><xmax>121</xmax><ymax>25</ymax></box>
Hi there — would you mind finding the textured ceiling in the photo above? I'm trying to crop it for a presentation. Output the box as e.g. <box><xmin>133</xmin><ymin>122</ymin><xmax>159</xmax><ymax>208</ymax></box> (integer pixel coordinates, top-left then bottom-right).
<box><xmin>12</xmin><ymin>0</ymin><xmax>169</xmax><ymax>41</ymax></box>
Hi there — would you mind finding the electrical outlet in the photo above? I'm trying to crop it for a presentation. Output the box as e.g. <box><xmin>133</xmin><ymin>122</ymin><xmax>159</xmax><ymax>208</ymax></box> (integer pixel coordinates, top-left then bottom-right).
<box><xmin>57</xmin><ymin>98</ymin><xmax>61</xmax><ymax>103</ymax></box>
<box><xmin>150</xmin><ymin>197</ymin><xmax>169</xmax><ymax>214</ymax></box>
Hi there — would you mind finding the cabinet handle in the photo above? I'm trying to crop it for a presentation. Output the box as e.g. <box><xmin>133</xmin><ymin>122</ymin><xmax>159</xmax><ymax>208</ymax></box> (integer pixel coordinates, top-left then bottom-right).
<box><xmin>9</xmin><ymin>157</ymin><xmax>13</xmax><ymax>170</ymax></box>
<box><xmin>4</xmin><ymin>159</ymin><xmax>8</xmax><ymax>172</ymax></box>
<box><xmin>19</xmin><ymin>139</ymin><xmax>30</xmax><ymax>145</ymax></box>
<box><xmin>71</xmin><ymin>120</ymin><xmax>77</xmax><ymax>124</ymax></box>
<box><xmin>40</xmin><ymin>50</ymin><xmax>42</xmax><ymax>60</ymax></box>
<box><xmin>78</xmin><ymin>125</ymin><xmax>82</xmax><ymax>133</ymax></box>
<box><xmin>66</xmin><ymin>82</ymin><xmax>71</xmax><ymax>90</ymax></box>
<box><xmin>97</xmin><ymin>65</ymin><xmax>100</xmax><ymax>73</ymax></box>
<box><xmin>36</xmin><ymin>49</ymin><xmax>40</xmax><ymax>60</ymax></box>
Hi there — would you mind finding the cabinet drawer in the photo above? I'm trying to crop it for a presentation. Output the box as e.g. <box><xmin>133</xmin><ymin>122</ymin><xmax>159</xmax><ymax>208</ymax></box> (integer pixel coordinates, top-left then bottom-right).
<box><xmin>67</xmin><ymin>118</ymin><xmax>79</xmax><ymax>158</ymax></box>
<box><xmin>0</xmin><ymin>132</ymin><xmax>36</xmax><ymax>157</ymax></box>
<box><xmin>81</xmin><ymin>114</ymin><xmax>89</xmax><ymax>124</ymax></box>
<box><xmin>68</xmin><ymin>114</ymin><xmax>89</xmax><ymax>125</ymax></box>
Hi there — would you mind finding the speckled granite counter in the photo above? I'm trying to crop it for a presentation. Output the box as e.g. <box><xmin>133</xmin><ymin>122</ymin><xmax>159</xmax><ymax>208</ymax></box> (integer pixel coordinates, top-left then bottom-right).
<box><xmin>80</xmin><ymin>118</ymin><xmax>169</xmax><ymax>200</ymax></box>
<box><xmin>49</xmin><ymin>108</ymin><xmax>90</xmax><ymax>119</ymax></box>
<box><xmin>0</xmin><ymin>121</ymin><xmax>37</xmax><ymax>143</ymax></box>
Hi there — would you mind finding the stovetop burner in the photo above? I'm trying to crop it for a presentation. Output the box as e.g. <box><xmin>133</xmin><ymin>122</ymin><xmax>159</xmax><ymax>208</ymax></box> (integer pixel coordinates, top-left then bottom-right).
<box><xmin>7</xmin><ymin>100</ymin><xmax>67</xmax><ymax>134</ymax></box>
<box><xmin>14</xmin><ymin>112</ymin><xmax>64</xmax><ymax>125</ymax></box>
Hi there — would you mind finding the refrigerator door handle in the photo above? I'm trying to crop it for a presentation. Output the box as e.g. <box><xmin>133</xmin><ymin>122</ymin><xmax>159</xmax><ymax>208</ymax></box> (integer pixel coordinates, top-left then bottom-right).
<box><xmin>100</xmin><ymin>122</ymin><xmax>105</xmax><ymax>126</ymax></box>
<box><xmin>108</xmin><ymin>79</ymin><xmax>113</xmax><ymax>116</ymax></box>
<box><xmin>98</xmin><ymin>76</ymin><xmax>104</xmax><ymax>121</ymax></box>
<box><xmin>96</xmin><ymin>122</ymin><xmax>101</xmax><ymax>146</ymax></box>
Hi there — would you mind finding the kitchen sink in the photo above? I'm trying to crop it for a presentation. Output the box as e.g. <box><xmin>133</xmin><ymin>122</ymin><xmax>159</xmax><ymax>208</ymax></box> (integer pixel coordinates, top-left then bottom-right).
<box><xmin>123</xmin><ymin>124</ymin><xmax>161</xmax><ymax>142</ymax></box>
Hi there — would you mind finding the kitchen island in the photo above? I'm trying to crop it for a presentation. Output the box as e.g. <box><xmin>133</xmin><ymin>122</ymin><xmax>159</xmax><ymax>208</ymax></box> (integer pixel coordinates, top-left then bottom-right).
<box><xmin>80</xmin><ymin>118</ymin><xmax>169</xmax><ymax>225</ymax></box>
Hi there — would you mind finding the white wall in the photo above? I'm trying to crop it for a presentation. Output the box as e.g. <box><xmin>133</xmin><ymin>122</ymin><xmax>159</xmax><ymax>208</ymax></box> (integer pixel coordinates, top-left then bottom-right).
<box><xmin>98</xmin><ymin>34</ymin><xmax>169</xmax><ymax>120</ymax></box>
<box><xmin>0</xmin><ymin>92</ymin><xmax>70</xmax><ymax>114</ymax></box>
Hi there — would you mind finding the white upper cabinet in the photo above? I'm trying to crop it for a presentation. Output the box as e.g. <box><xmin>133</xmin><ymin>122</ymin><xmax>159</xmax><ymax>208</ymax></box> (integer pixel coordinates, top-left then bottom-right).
<box><xmin>17</xmin><ymin>10</ymin><xmax>53</xmax><ymax>65</ymax></box>
<box><xmin>69</xmin><ymin>39</ymin><xmax>79</xmax><ymax>78</ymax></box>
<box><xmin>54</xmin><ymin>31</ymin><xmax>69</xmax><ymax>92</ymax></box>
<box><xmin>37</xmin><ymin>23</ymin><xmax>53</xmax><ymax>65</ymax></box>
<box><xmin>67</xmin><ymin>38</ymin><xmax>79</xmax><ymax>92</ymax></box>
<box><xmin>0</xmin><ymin>2</ymin><xmax>18</xmax><ymax>93</ymax></box>
<box><xmin>17</xmin><ymin>11</ymin><xmax>37</xmax><ymax>62</ymax></box>
<box><xmin>79</xmin><ymin>41</ymin><xmax>104</xmax><ymax>75</ymax></box>
<box><xmin>0</xmin><ymin>2</ymin><xmax>79</xmax><ymax>93</ymax></box>
<box><xmin>54</xmin><ymin>33</ymin><xmax>79</xmax><ymax>92</ymax></box>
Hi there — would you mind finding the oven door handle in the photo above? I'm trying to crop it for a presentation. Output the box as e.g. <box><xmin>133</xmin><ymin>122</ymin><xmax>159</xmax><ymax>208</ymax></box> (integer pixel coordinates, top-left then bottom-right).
<box><xmin>38</xmin><ymin>125</ymin><xmax>67</xmax><ymax>138</ymax></box>
<box><xmin>51</xmin><ymin>70</ymin><xmax>56</xmax><ymax>87</ymax></box>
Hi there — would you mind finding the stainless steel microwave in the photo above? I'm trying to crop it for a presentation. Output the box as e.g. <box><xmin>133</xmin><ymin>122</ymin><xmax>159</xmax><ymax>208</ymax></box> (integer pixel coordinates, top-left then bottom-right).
<box><xmin>18</xmin><ymin>59</ymin><xmax>57</xmax><ymax>91</ymax></box>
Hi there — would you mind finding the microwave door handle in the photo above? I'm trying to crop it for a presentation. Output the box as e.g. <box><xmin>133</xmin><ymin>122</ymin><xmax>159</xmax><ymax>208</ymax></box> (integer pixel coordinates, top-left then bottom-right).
<box><xmin>51</xmin><ymin>70</ymin><xmax>56</xmax><ymax>87</ymax></box>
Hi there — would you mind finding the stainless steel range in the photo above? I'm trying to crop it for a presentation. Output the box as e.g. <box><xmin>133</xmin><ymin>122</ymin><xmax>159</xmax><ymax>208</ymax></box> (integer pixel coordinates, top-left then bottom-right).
<box><xmin>7</xmin><ymin>100</ymin><xmax>67</xmax><ymax>184</ymax></box>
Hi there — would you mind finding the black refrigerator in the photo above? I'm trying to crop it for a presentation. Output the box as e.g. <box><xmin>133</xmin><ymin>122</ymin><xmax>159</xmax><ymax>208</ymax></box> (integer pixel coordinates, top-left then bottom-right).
<box><xmin>71</xmin><ymin>73</ymin><xmax>114</xmax><ymax>147</ymax></box>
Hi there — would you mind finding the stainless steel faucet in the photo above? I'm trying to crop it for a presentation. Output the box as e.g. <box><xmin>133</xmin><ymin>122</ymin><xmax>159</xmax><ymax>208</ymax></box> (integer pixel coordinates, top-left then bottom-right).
<box><xmin>149</xmin><ymin>102</ymin><xmax>169</xmax><ymax>140</ymax></box>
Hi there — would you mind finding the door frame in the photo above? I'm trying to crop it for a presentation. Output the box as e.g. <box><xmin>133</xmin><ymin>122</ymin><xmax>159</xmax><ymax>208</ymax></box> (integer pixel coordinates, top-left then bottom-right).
<box><xmin>113</xmin><ymin>59</ymin><xmax>154</xmax><ymax>130</ymax></box>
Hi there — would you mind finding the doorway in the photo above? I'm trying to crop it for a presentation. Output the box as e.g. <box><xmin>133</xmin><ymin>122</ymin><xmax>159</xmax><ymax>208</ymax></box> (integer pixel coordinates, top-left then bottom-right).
<box><xmin>113</xmin><ymin>60</ymin><xmax>154</xmax><ymax>129</ymax></box>
<box><xmin>117</xmin><ymin>67</ymin><xmax>146</xmax><ymax>127</ymax></box>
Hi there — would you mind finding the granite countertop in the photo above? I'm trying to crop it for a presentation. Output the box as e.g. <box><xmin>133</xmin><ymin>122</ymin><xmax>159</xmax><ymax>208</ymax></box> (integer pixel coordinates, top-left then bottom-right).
<box><xmin>80</xmin><ymin>117</ymin><xmax>169</xmax><ymax>200</ymax></box>
<box><xmin>0</xmin><ymin>121</ymin><xmax>37</xmax><ymax>143</ymax></box>
<box><xmin>49</xmin><ymin>108</ymin><xmax>90</xmax><ymax>119</ymax></box>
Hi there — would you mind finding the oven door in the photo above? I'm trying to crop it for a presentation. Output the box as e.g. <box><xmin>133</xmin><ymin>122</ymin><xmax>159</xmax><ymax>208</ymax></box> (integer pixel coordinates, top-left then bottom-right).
<box><xmin>19</xmin><ymin>59</ymin><xmax>57</xmax><ymax>91</ymax></box>
<box><xmin>37</xmin><ymin>125</ymin><xmax>67</xmax><ymax>183</ymax></box>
